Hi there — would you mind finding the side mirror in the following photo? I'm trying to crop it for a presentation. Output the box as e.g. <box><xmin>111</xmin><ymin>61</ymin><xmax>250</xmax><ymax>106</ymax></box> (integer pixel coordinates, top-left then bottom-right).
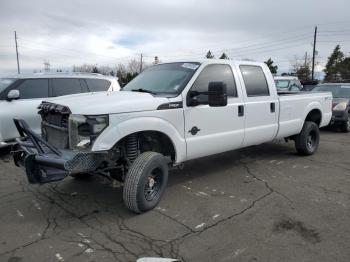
<box><xmin>208</xmin><ymin>82</ymin><xmax>227</xmax><ymax>107</ymax></box>
<box><xmin>7</xmin><ymin>89</ymin><xmax>20</xmax><ymax>101</ymax></box>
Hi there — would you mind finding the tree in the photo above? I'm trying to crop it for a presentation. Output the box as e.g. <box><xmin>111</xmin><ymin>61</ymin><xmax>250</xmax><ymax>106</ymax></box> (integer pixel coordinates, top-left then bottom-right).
<box><xmin>127</xmin><ymin>59</ymin><xmax>143</xmax><ymax>74</ymax></box>
<box><xmin>205</xmin><ymin>50</ymin><xmax>214</xmax><ymax>59</ymax></box>
<box><xmin>291</xmin><ymin>56</ymin><xmax>311</xmax><ymax>81</ymax></box>
<box><xmin>92</xmin><ymin>66</ymin><xmax>100</xmax><ymax>74</ymax></box>
<box><xmin>339</xmin><ymin>57</ymin><xmax>350</xmax><ymax>80</ymax></box>
<box><xmin>264</xmin><ymin>58</ymin><xmax>278</xmax><ymax>75</ymax></box>
<box><xmin>324</xmin><ymin>45</ymin><xmax>344</xmax><ymax>81</ymax></box>
<box><xmin>219</xmin><ymin>53</ymin><xmax>229</xmax><ymax>59</ymax></box>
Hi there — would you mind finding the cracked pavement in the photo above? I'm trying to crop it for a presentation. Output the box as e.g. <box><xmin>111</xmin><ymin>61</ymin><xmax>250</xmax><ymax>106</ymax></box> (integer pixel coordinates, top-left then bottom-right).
<box><xmin>0</xmin><ymin>129</ymin><xmax>350</xmax><ymax>262</ymax></box>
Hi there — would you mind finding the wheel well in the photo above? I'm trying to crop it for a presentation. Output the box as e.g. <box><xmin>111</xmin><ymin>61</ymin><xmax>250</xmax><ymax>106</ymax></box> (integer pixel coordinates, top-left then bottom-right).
<box><xmin>305</xmin><ymin>109</ymin><xmax>322</xmax><ymax>126</ymax></box>
<box><xmin>119</xmin><ymin>131</ymin><xmax>176</xmax><ymax>162</ymax></box>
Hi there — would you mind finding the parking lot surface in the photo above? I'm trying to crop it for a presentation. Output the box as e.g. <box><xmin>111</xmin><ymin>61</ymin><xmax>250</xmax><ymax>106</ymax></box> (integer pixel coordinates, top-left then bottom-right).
<box><xmin>0</xmin><ymin>129</ymin><xmax>349</xmax><ymax>262</ymax></box>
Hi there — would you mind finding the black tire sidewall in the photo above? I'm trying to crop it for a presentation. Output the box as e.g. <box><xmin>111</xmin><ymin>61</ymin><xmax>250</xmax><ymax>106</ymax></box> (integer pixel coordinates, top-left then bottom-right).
<box><xmin>342</xmin><ymin>115</ymin><xmax>350</xmax><ymax>132</ymax></box>
<box><xmin>136</xmin><ymin>155</ymin><xmax>168</xmax><ymax>212</ymax></box>
<box><xmin>296</xmin><ymin>121</ymin><xmax>320</xmax><ymax>155</ymax></box>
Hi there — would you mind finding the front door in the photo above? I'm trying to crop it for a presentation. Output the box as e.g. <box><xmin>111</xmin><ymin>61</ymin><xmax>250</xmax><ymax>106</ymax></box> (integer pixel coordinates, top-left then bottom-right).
<box><xmin>2</xmin><ymin>79</ymin><xmax>49</xmax><ymax>140</ymax></box>
<box><xmin>184</xmin><ymin>63</ymin><xmax>245</xmax><ymax>160</ymax></box>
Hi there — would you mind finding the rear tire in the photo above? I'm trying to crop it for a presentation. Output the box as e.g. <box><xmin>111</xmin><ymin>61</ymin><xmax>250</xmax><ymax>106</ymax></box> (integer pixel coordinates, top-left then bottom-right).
<box><xmin>341</xmin><ymin>115</ymin><xmax>350</xmax><ymax>133</ymax></box>
<box><xmin>123</xmin><ymin>152</ymin><xmax>168</xmax><ymax>213</ymax></box>
<box><xmin>295</xmin><ymin>121</ymin><xmax>320</xmax><ymax>156</ymax></box>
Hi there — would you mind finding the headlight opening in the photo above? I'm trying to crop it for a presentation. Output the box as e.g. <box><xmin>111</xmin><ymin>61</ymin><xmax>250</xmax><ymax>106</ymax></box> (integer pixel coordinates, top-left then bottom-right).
<box><xmin>69</xmin><ymin>115</ymin><xmax>108</xmax><ymax>149</ymax></box>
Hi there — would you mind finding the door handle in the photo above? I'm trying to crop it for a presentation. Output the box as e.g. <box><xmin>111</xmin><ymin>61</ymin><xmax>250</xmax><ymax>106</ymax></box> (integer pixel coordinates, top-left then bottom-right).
<box><xmin>270</xmin><ymin>102</ymin><xmax>275</xmax><ymax>113</ymax></box>
<box><xmin>238</xmin><ymin>105</ymin><xmax>244</xmax><ymax>117</ymax></box>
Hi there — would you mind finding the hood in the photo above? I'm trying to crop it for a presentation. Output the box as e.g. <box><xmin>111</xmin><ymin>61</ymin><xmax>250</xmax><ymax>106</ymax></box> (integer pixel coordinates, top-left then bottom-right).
<box><xmin>332</xmin><ymin>98</ymin><xmax>350</xmax><ymax>108</ymax></box>
<box><xmin>44</xmin><ymin>91</ymin><xmax>170</xmax><ymax>115</ymax></box>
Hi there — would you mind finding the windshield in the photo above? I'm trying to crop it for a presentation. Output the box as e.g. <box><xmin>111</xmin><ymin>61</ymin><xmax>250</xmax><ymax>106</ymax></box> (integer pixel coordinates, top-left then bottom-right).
<box><xmin>313</xmin><ymin>85</ymin><xmax>350</xmax><ymax>98</ymax></box>
<box><xmin>0</xmin><ymin>78</ymin><xmax>16</xmax><ymax>93</ymax></box>
<box><xmin>122</xmin><ymin>62</ymin><xmax>200</xmax><ymax>96</ymax></box>
<box><xmin>275</xmin><ymin>80</ymin><xmax>290</xmax><ymax>89</ymax></box>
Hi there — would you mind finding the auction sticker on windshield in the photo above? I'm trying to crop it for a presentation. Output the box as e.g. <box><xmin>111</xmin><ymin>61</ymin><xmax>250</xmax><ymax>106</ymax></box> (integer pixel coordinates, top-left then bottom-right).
<box><xmin>182</xmin><ymin>63</ymin><xmax>199</xmax><ymax>70</ymax></box>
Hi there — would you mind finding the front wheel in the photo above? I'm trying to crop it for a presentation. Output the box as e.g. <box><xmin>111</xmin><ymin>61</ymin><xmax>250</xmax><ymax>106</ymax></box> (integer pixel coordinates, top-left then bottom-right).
<box><xmin>123</xmin><ymin>152</ymin><xmax>168</xmax><ymax>213</ymax></box>
<box><xmin>295</xmin><ymin>121</ymin><xmax>320</xmax><ymax>156</ymax></box>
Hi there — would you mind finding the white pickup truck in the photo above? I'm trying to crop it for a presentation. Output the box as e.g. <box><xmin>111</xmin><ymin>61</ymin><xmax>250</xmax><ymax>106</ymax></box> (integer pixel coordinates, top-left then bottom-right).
<box><xmin>13</xmin><ymin>60</ymin><xmax>332</xmax><ymax>213</ymax></box>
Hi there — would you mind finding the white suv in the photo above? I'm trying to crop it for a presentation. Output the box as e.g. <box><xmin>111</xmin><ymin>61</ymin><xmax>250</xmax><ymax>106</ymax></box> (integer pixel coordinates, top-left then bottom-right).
<box><xmin>0</xmin><ymin>73</ymin><xmax>120</xmax><ymax>147</ymax></box>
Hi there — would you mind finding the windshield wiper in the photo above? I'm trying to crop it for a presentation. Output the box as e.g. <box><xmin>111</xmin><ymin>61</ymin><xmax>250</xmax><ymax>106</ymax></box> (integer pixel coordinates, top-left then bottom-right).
<box><xmin>131</xmin><ymin>88</ymin><xmax>157</xmax><ymax>95</ymax></box>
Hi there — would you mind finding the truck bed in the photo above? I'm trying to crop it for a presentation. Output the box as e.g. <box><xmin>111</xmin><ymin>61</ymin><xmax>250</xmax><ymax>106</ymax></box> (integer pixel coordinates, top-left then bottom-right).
<box><xmin>276</xmin><ymin>91</ymin><xmax>332</xmax><ymax>138</ymax></box>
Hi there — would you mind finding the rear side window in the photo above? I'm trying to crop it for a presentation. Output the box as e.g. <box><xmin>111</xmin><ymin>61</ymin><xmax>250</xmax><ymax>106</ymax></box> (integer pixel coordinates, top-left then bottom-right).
<box><xmin>16</xmin><ymin>79</ymin><xmax>49</xmax><ymax>99</ymax></box>
<box><xmin>52</xmin><ymin>78</ymin><xmax>83</xmax><ymax>97</ymax></box>
<box><xmin>240</xmin><ymin>65</ymin><xmax>270</xmax><ymax>97</ymax></box>
<box><xmin>85</xmin><ymin>79</ymin><xmax>111</xmax><ymax>92</ymax></box>
<box><xmin>190</xmin><ymin>64</ymin><xmax>237</xmax><ymax>104</ymax></box>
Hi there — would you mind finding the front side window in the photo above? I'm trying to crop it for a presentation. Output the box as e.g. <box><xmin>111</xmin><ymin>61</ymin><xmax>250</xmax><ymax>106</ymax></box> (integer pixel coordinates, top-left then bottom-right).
<box><xmin>0</xmin><ymin>78</ymin><xmax>16</xmax><ymax>94</ymax></box>
<box><xmin>190</xmin><ymin>64</ymin><xmax>237</xmax><ymax>104</ymax></box>
<box><xmin>123</xmin><ymin>62</ymin><xmax>200</xmax><ymax>96</ymax></box>
<box><xmin>52</xmin><ymin>78</ymin><xmax>82</xmax><ymax>97</ymax></box>
<box><xmin>85</xmin><ymin>79</ymin><xmax>111</xmax><ymax>92</ymax></box>
<box><xmin>16</xmin><ymin>79</ymin><xmax>49</xmax><ymax>99</ymax></box>
<box><xmin>240</xmin><ymin>65</ymin><xmax>270</xmax><ymax>97</ymax></box>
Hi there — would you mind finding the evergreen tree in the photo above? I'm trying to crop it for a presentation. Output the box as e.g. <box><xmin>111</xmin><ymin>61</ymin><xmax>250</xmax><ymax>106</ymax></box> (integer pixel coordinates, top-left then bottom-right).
<box><xmin>339</xmin><ymin>57</ymin><xmax>350</xmax><ymax>80</ymax></box>
<box><xmin>296</xmin><ymin>65</ymin><xmax>311</xmax><ymax>81</ymax></box>
<box><xmin>205</xmin><ymin>50</ymin><xmax>214</xmax><ymax>59</ymax></box>
<box><xmin>324</xmin><ymin>45</ymin><xmax>344</xmax><ymax>81</ymax></box>
<box><xmin>219</xmin><ymin>53</ymin><xmax>229</xmax><ymax>59</ymax></box>
<box><xmin>264</xmin><ymin>58</ymin><xmax>278</xmax><ymax>75</ymax></box>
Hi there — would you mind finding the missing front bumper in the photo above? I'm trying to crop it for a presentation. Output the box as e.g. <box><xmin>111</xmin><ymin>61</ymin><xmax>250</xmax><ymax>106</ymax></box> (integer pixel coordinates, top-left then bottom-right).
<box><xmin>13</xmin><ymin>119</ymin><xmax>107</xmax><ymax>184</ymax></box>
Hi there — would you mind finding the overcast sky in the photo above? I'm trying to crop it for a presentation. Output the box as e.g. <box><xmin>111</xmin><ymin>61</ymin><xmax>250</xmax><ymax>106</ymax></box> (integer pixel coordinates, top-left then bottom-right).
<box><xmin>1</xmin><ymin>0</ymin><xmax>350</xmax><ymax>77</ymax></box>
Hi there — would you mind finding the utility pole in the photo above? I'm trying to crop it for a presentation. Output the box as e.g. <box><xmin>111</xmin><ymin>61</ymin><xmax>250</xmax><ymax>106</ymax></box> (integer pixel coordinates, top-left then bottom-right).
<box><xmin>140</xmin><ymin>53</ymin><xmax>143</xmax><ymax>73</ymax></box>
<box><xmin>311</xmin><ymin>26</ymin><xmax>317</xmax><ymax>80</ymax></box>
<box><xmin>14</xmin><ymin>31</ymin><xmax>20</xmax><ymax>74</ymax></box>
<box><xmin>304</xmin><ymin>52</ymin><xmax>308</xmax><ymax>67</ymax></box>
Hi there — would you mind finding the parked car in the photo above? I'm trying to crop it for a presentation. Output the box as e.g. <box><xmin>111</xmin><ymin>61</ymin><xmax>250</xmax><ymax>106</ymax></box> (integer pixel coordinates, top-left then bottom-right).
<box><xmin>274</xmin><ymin>76</ymin><xmax>303</xmax><ymax>91</ymax></box>
<box><xmin>0</xmin><ymin>73</ymin><xmax>120</xmax><ymax>147</ymax></box>
<box><xmin>301</xmin><ymin>80</ymin><xmax>319</xmax><ymax>91</ymax></box>
<box><xmin>13</xmin><ymin>60</ymin><xmax>332</xmax><ymax>213</ymax></box>
<box><xmin>312</xmin><ymin>83</ymin><xmax>350</xmax><ymax>132</ymax></box>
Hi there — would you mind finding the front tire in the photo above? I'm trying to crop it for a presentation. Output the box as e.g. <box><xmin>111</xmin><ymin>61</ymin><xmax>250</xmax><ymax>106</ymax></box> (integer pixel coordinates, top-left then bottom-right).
<box><xmin>295</xmin><ymin>121</ymin><xmax>320</xmax><ymax>156</ymax></box>
<box><xmin>123</xmin><ymin>152</ymin><xmax>168</xmax><ymax>213</ymax></box>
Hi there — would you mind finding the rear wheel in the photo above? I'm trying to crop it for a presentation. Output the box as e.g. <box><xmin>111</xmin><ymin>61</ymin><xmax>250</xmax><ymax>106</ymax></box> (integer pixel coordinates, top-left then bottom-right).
<box><xmin>123</xmin><ymin>152</ymin><xmax>168</xmax><ymax>213</ymax></box>
<box><xmin>295</xmin><ymin>121</ymin><xmax>320</xmax><ymax>156</ymax></box>
<box><xmin>341</xmin><ymin>114</ymin><xmax>350</xmax><ymax>133</ymax></box>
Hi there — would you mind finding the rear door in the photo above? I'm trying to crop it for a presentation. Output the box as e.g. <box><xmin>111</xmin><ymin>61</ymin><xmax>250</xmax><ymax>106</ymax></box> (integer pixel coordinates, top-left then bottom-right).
<box><xmin>237</xmin><ymin>64</ymin><xmax>279</xmax><ymax>146</ymax></box>
<box><xmin>2</xmin><ymin>78</ymin><xmax>49</xmax><ymax>138</ymax></box>
<box><xmin>184</xmin><ymin>63</ymin><xmax>245</xmax><ymax>160</ymax></box>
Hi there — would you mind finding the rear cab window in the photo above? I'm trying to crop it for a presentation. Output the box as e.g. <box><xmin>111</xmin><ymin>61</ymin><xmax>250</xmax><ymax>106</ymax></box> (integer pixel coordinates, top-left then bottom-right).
<box><xmin>240</xmin><ymin>65</ymin><xmax>270</xmax><ymax>97</ymax></box>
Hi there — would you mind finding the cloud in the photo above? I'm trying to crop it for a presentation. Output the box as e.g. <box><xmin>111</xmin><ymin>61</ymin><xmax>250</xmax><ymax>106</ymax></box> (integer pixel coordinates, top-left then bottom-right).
<box><xmin>0</xmin><ymin>0</ymin><xmax>350</xmax><ymax>75</ymax></box>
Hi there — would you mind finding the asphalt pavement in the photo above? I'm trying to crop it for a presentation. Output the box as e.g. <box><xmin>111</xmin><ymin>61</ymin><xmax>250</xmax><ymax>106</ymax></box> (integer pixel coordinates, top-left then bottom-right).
<box><xmin>0</xmin><ymin>129</ymin><xmax>349</xmax><ymax>262</ymax></box>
